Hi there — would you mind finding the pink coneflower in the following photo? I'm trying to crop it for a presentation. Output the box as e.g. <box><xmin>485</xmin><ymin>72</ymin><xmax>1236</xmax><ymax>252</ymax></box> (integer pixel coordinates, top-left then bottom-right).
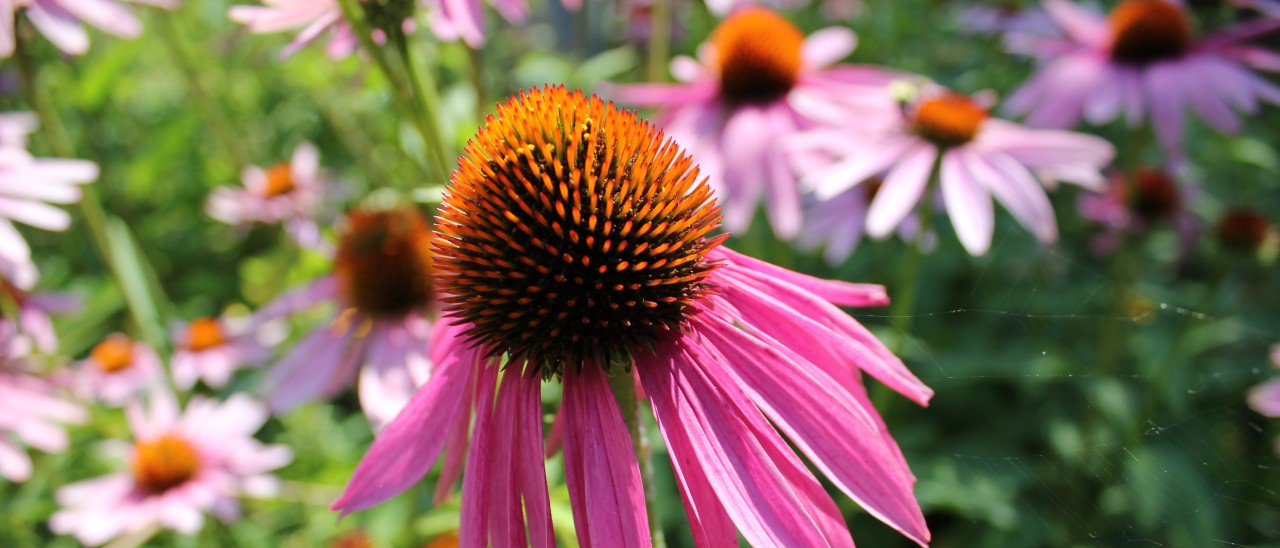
<box><xmin>0</xmin><ymin>112</ymin><xmax>97</xmax><ymax>284</ymax></box>
<box><xmin>206</xmin><ymin>142</ymin><xmax>327</xmax><ymax>249</ymax></box>
<box><xmin>610</xmin><ymin>8</ymin><xmax>901</xmax><ymax>239</ymax></box>
<box><xmin>258</xmin><ymin>207</ymin><xmax>436</xmax><ymax>429</ymax></box>
<box><xmin>1077</xmin><ymin>167</ymin><xmax>1197</xmax><ymax>255</ymax></box>
<box><xmin>171</xmin><ymin>317</ymin><xmax>270</xmax><ymax>390</ymax></box>
<box><xmin>73</xmin><ymin>333</ymin><xmax>163</xmax><ymax>406</ymax></box>
<box><xmin>800</xmin><ymin>87</ymin><xmax>1114</xmax><ymax>256</ymax></box>
<box><xmin>1</xmin><ymin>274</ymin><xmax>79</xmax><ymax>353</ymax></box>
<box><xmin>0</xmin><ymin>326</ymin><xmax>86</xmax><ymax>482</ymax></box>
<box><xmin>333</xmin><ymin>87</ymin><xmax>932</xmax><ymax>546</ymax></box>
<box><xmin>49</xmin><ymin>392</ymin><xmax>292</xmax><ymax>545</ymax></box>
<box><xmin>1004</xmin><ymin>0</ymin><xmax>1280</xmax><ymax>155</ymax></box>
<box><xmin>0</xmin><ymin>0</ymin><xmax>177</xmax><ymax>57</ymax></box>
<box><xmin>228</xmin><ymin>0</ymin><xmax>359</xmax><ymax>59</ymax></box>
<box><xmin>1214</xmin><ymin>206</ymin><xmax>1272</xmax><ymax>254</ymax></box>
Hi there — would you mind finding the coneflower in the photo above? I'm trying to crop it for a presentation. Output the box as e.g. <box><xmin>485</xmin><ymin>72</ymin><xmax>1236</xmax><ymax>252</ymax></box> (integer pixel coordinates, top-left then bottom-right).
<box><xmin>333</xmin><ymin>87</ymin><xmax>933</xmax><ymax>547</ymax></box>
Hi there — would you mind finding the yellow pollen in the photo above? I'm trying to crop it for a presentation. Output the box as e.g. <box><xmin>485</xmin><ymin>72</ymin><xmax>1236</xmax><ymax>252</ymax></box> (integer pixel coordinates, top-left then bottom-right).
<box><xmin>185</xmin><ymin>318</ymin><xmax>226</xmax><ymax>352</ymax></box>
<box><xmin>262</xmin><ymin>163</ymin><xmax>297</xmax><ymax>197</ymax></box>
<box><xmin>132</xmin><ymin>435</ymin><xmax>202</xmax><ymax>495</ymax></box>
<box><xmin>912</xmin><ymin>94</ymin><xmax>988</xmax><ymax>147</ymax></box>
<box><xmin>1108</xmin><ymin>0</ymin><xmax>1192</xmax><ymax>64</ymax></box>
<box><xmin>713</xmin><ymin>8</ymin><xmax>805</xmax><ymax>104</ymax></box>
<box><xmin>91</xmin><ymin>335</ymin><xmax>135</xmax><ymax>374</ymax></box>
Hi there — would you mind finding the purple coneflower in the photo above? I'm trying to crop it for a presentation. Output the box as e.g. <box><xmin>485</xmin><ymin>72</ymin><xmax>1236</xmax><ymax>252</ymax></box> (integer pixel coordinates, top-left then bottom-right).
<box><xmin>73</xmin><ymin>333</ymin><xmax>163</xmax><ymax>406</ymax></box>
<box><xmin>0</xmin><ymin>0</ymin><xmax>177</xmax><ymax>57</ymax></box>
<box><xmin>610</xmin><ymin>7</ymin><xmax>901</xmax><ymax>239</ymax></box>
<box><xmin>229</xmin><ymin>0</ymin><xmax>361</xmax><ymax>59</ymax></box>
<box><xmin>799</xmin><ymin>86</ymin><xmax>1113</xmax><ymax>255</ymax></box>
<box><xmin>332</xmin><ymin>87</ymin><xmax>932</xmax><ymax>547</ymax></box>
<box><xmin>1077</xmin><ymin>167</ymin><xmax>1198</xmax><ymax>255</ymax></box>
<box><xmin>49</xmin><ymin>392</ymin><xmax>291</xmax><ymax>546</ymax></box>
<box><xmin>0</xmin><ymin>326</ymin><xmax>85</xmax><ymax>482</ymax></box>
<box><xmin>0</xmin><ymin>112</ymin><xmax>97</xmax><ymax>285</ymax></box>
<box><xmin>206</xmin><ymin>142</ymin><xmax>327</xmax><ymax>249</ymax></box>
<box><xmin>258</xmin><ymin>207</ymin><xmax>437</xmax><ymax>429</ymax></box>
<box><xmin>171</xmin><ymin>317</ymin><xmax>270</xmax><ymax>390</ymax></box>
<box><xmin>1004</xmin><ymin>0</ymin><xmax>1280</xmax><ymax>155</ymax></box>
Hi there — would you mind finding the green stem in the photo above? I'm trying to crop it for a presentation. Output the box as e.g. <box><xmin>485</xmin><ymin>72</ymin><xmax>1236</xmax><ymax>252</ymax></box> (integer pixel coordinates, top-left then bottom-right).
<box><xmin>314</xmin><ymin>90</ymin><xmax>395</xmax><ymax>188</ymax></box>
<box><xmin>646</xmin><ymin>0</ymin><xmax>671</xmax><ymax>83</ymax></box>
<box><xmin>467</xmin><ymin>45</ymin><xmax>488</xmax><ymax>122</ymax></box>
<box><xmin>13</xmin><ymin>30</ymin><xmax>170</xmax><ymax>355</ymax></box>
<box><xmin>890</xmin><ymin>171</ymin><xmax>937</xmax><ymax>354</ymax></box>
<box><xmin>154</xmin><ymin>14</ymin><xmax>251</xmax><ymax>169</ymax></box>
<box><xmin>392</xmin><ymin>33</ymin><xmax>452</xmax><ymax>184</ymax></box>
<box><xmin>609</xmin><ymin>371</ymin><xmax>667</xmax><ymax>548</ymax></box>
<box><xmin>335</xmin><ymin>0</ymin><xmax>450</xmax><ymax>185</ymax></box>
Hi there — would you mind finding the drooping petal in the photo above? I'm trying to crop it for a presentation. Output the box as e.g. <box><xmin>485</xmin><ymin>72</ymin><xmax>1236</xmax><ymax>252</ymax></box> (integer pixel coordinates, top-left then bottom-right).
<box><xmin>637</xmin><ymin>337</ymin><xmax>854</xmax><ymax>548</ymax></box>
<box><xmin>698</xmin><ymin>315</ymin><xmax>930</xmax><ymax>545</ymax></box>
<box><xmin>330</xmin><ymin>348</ymin><xmax>477</xmax><ymax>515</ymax></box>
<box><xmin>561</xmin><ymin>363</ymin><xmax>651</xmax><ymax>548</ymax></box>
<box><xmin>939</xmin><ymin>150</ymin><xmax>994</xmax><ymax>256</ymax></box>
<box><xmin>711</xmin><ymin>246</ymin><xmax>889</xmax><ymax>308</ymax></box>
<box><xmin>867</xmin><ymin>143</ymin><xmax>937</xmax><ymax>239</ymax></box>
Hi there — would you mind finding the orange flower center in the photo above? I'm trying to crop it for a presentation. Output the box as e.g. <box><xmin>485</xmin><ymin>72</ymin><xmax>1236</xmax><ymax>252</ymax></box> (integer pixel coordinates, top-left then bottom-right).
<box><xmin>713</xmin><ymin>8</ymin><xmax>805</xmax><ymax>104</ymax></box>
<box><xmin>437</xmin><ymin>87</ymin><xmax>724</xmax><ymax>374</ymax></box>
<box><xmin>1108</xmin><ymin>0</ymin><xmax>1192</xmax><ymax>65</ymax></box>
<box><xmin>263</xmin><ymin>163</ymin><xmax>297</xmax><ymax>197</ymax></box>
<box><xmin>335</xmin><ymin>209</ymin><xmax>435</xmax><ymax>318</ymax></box>
<box><xmin>1130</xmin><ymin>169</ymin><xmax>1181</xmax><ymax>220</ymax></box>
<box><xmin>1216</xmin><ymin>207</ymin><xmax>1269</xmax><ymax>252</ymax></box>
<box><xmin>912</xmin><ymin>94</ymin><xmax>988</xmax><ymax>147</ymax></box>
<box><xmin>132</xmin><ymin>435</ymin><xmax>202</xmax><ymax>495</ymax></box>
<box><xmin>185</xmin><ymin>318</ymin><xmax>226</xmax><ymax>352</ymax></box>
<box><xmin>91</xmin><ymin>336</ymin><xmax>135</xmax><ymax>374</ymax></box>
<box><xmin>423</xmin><ymin>532</ymin><xmax>460</xmax><ymax>548</ymax></box>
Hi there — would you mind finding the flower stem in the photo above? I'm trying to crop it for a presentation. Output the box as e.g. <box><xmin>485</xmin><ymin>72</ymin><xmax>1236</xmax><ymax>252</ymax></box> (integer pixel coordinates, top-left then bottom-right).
<box><xmin>154</xmin><ymin>14</ymin><xmax>251</xmax><ymax>169</ymax></box>
<box><xmin>890</xmin><ymin>172</ymin><xmax>937</xmax><ymax>354</ymax></box>
<box><xmin>646</xmin><ymin>0</ymin><xmax>671</xmax><ymax>83</ymax></box>
<box><xmin>335</xmin><ymin>0</ymin><xmax>451</xmax><ymax>185</ymax></box>
<box><xmin>609</xmin><ymin>370</ymin><xmax>666</xmax><ymax>548</ymax></box>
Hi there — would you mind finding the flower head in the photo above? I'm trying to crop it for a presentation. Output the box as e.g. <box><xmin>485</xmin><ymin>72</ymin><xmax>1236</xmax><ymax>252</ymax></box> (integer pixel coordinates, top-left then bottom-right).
<box><xmin>50</xmin><ymin>393</ymin><xmax>291</xmax><ymax>546</ymax></box>
<box><xmin>258</xmin><ymin>207</ymin><xmax>437</xmax><ymax>428</ymax></box>
<box><xmin>1003</xmin><ymin>0</ymin><xmax>1280</xmax><ymax>155</ymax></box>
<box><xmin>0</xmin><ymin>113</ymin><xmax>97</xmax><ymax>283</ymax></box>
<box><xmin>0</xmin><ymin>327</ymin><xmax>86</xmax><ymax>482</ymax></box>
<box><xmin>1215</xmin><ymin>207</ymin><xmax>1272</xmax><ymax>253</ymax></box>
<box><xmin>335</xmin><ymin>87</ymin><xmax>933</xmax><ymax>547</ymax></box>
<box><xmin>206</xmin><ymin>142</ymin><xmax>327</xmax><ymax>249</ymax></box>
<box><xmin>610</xmin><ymin>8</ymin><xmax>900</xmax><ymax>239</ymax></box>
<box><xmin>172</xmin><ymin>316</ymin><xmax>270</xmax><ymax>390</ymax></box>
<box><xmin>1077</xmin><ymin>167</ymin><xmax>1198</xmax><ymax>256</ymax></box>
<box><xmin>799</xmin><ymin>85</ymin><xmax>1114</xmax><ymax>255</ymax></box>
<box><xmin>73</xmin><ymin>333</ymin><xmax>163</xmax><ymax>406</ymax></box>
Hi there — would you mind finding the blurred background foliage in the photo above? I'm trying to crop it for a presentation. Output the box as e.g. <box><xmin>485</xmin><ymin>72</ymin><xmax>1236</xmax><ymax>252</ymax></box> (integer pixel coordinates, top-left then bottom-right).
<box><xmin>2</xmin><ymin>0</ymin><xmax>1280</xmax><ymax>546</ymax></box>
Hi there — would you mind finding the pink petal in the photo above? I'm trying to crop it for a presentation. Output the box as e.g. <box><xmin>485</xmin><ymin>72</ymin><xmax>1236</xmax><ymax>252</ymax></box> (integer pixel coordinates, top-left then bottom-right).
<box><xmin>1042</xmin><ymin>0</ymin><xmax>1108</xmax><ymax>48</ymax></box>
<box><xmin>561</xmin><ymin>363</ymin><xmax>651</xmax><ymax>548</ymax></box>
<box><xmin>331</xmin><ymin>348</ymin><xmax>478</xmax><ymax>515</ymax></box>
<box><xmin>459</xmin><ymin>361</ymin><xmax>499</xmax><ymax>546</ymax></box>
<box><xmin>1249</xmin><ymin>378</ymin><xmax>1280</xmax><ymax>417</ymax></box>
<box><xmin>27</xmin><ymin>0</ymin><xmax>90</xmax><ymax>55</ymax></box>
<box><xmin>866</xmin><ymin>143</ymin><xmax>937</xmax><ymax>239</ymax></box>
<box><xmin>636</xmin><ymin>337</ymin><xmax>853</xmax><ymax>547</ymax></box>
<box><xmin>801</xmin><ymin>27</ymin><xmax>857</xmax><ymax>69</ymax></box>
<box><xmin>964</xmin><ymin>148</ymin><xmax>1058</xmax><ymax>244</ymax></box>
<box><xmin>699</xmin><ymin>316</ymin><xmax>930</xmax><ymax>545</ymax></box>
<box><xmin>939</xmin><ymin>150</ymin><xmax>994</xmax><ymax>256</ymax></box>
<box><xmin>712</xmin><ymin>246</ymin><xmax>889</xmax><ymax>308</ymax></box>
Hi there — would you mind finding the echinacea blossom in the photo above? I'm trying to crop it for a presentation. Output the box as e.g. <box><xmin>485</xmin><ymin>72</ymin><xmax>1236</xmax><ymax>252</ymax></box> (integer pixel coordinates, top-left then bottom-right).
<box><xmin>0</xmin><ymin>0</ymin><xmax>177</xmax><ymax>57</ymax></box>
<box><xmin>610</xmin><ymin>8</ymin><xmax>901</xmax><ymax>239</ymax></box>
<box><xmin>333</xmin><ymin>87</ymin><xmax>932</xmax><ymax>546</ymax></box>
<box><xmin>1077</xmin><ymin>167</ymin><xmax>1197</xmax><ymax>256</ymax></box>
<box><xmin>49</xmin><ymin>392</ymin><xmax>292</xmax><ymax>545</ymax></box>
<box><xmin>0</xmin><ymin>112</ymin><xmax>97</xmax><ymax>285</ymax></box>
<box><xmin>229</xmin><ymin>0</ymin><xmax>359</xmax><ymax>59</ymax></box>
<box><xmin>206</xmin><ymin>142</ymin><xmax>327</xmax><ymax>249</ymax></box>
<box><xmin>799</xmin><ymin>87</ymin><xmax>1114</xmax><ymax>256</ymax></box>
<box><xmin>73</xmin><ymin>333</ymin><xmax>163</xmax><ymax>406</ymax></box>
<box><xmin>1</xmin><ymin>274</ymin><xmax>79</xmax><ymax>353</ymax></box>
<box><xmin>0</xmin><ymin>327</ymin><xmax>86</xmax><ymax>482</ymax></box>
<box><xmin>1215</xmin><ymin>207</ymin><xmax>1272</xmax><ymax>254</ymax></box>
<box><xmin>1004</xmin><ymin>0</ymin><xmax>1280</xmax><ymax>155</ymax></box>
<box><xmin>171</xmin><ymin>317</ymin><xmax>270</xmax><ymax>390</ymax></box>
<box><xmin>257</xmin><ymin>207</ymin><xmax>437</xmax><ymax>429</ymax></box>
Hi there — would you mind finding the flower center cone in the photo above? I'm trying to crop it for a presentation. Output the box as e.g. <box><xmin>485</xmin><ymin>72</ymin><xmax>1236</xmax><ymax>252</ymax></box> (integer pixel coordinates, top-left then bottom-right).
<box><xmin>714</xmin><ymin>8</ymin><xmax>805</xmax><ymax>104</ymax></box>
